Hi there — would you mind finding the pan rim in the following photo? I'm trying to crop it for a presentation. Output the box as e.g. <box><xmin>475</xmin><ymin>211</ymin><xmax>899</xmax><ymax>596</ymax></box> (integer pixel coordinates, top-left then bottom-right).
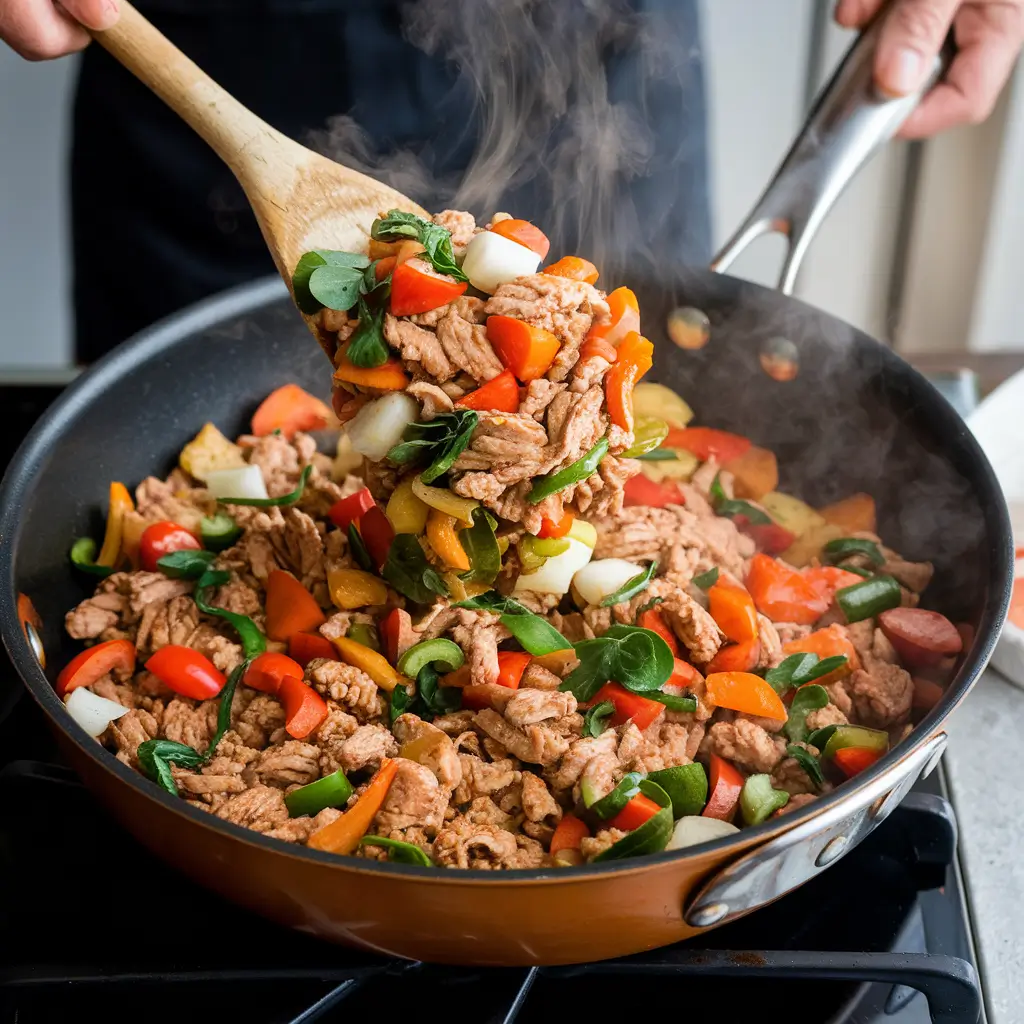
<box><xmin>0</xmin><ymin>273</ymin><xmax>1012</xmax><ymax>886</ymax></box>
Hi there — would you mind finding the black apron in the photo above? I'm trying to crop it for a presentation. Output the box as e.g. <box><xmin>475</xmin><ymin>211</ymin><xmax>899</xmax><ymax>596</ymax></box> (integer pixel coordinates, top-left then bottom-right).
<box><xmin>71</xmin><ymin>0</ymin><xmax>708</xmax><ymax>363</ymax></box>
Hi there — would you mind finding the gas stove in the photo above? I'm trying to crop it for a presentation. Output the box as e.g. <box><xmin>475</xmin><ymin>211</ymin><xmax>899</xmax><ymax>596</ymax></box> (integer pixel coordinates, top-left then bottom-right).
<box><xmin>0</xmin><ymin>375</ymin><xmax>988</xmax><ymax>1024</ymax></box>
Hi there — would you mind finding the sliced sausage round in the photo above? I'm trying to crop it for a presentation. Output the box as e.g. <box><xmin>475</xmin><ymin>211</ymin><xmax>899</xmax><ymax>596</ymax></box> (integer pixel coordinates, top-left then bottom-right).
<box><xmin>878</xmin><ymin>608</ymin><xmax>963</xmax><ymax>668</ymax></box>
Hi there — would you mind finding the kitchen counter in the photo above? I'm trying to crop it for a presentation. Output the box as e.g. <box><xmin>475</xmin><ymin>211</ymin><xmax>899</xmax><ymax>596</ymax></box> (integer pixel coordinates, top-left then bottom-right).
<box><xmin>944</xmin><ymin>667</ymin><xmax>1024</xmax><ymax>1022</ymax></box>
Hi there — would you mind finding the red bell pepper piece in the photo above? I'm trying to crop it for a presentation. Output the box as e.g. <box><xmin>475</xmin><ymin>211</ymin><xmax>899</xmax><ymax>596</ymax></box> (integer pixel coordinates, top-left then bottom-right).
<box><xmin>589</xmin><ymin>682</ymin><xmax>663</xmax><ymax>731</ymax></box>
<box><xmin>623</xmin><ymin>474</ymin><xmax>684</xmax><ymax>508</ymax></box>
<box><xmin>667</xmin><ymin>658</ymin><xmax>704</xmax><ymax>689</ymax></box>
<box><xmin>56</xmin><ymin>638</ymin><xmax>136</xmax><ymax>697</ymax></box>
<box><xmin>264</xmin><ymin>570</ymin><xmax>326</xmax><ymax>642</ymax></box>
<box><xmin>608</xmin><ymin>793</ymin><xmax>661</xmax><ymax>832</ymax></box>
<box><xmin>138</xmin><ymin>521</ymin><xmax>201</xmax><ymax>573</ymax></box>
<box><xmin>456</xmin><ymin>369</ymin><xmax>521</xmax><ymax>413</ymax></box>
<box><xmin>549</xmin><ymin>813</ymin><xmax>590</xmax><ymax>854</ymax></box>
<box><xmin>288</xmin><ymin>631</ymin><xmax>338</xmax><ymax>668</ymax></box>
<box><xmin>244</xmin><ymin>652</ymin><xmax>305</xmax><ymax>695</ymax></box>
<box><xmin>328</xmin><ymin>488</ymin><xmax>375</xmax><ymax>531</ymax></box>
<box><xmin>277</xmin><ymin>675</ymin><xmax>329</xmax><ymax>739</ymax></box>
<box><xmin>496</xmin><ymin>651</ymin><xmax>532</xmax><ymax>689</ymax></box>
<box><xmin>637</xmin><ymin>607</ymin><xmax>679</xmax><ymax>656</ymax></box>
<box><xmin>832</xmin><ymin>746</ymin><xmax>883</xmax><ymax>778</ymax></box>
<box><xmin>537</xmin><ymin>507</ymin><xmax>575</xmax><ymax>539</ymax></box>
<box><xmin>379</xmin><ymin>608</ymin><xmax>403</xmax><ymax>665</ymax></box>
<box><xmin>664</xmin><ymin>426</ymin><xmax>751</xmax><ymax>463</ymax></box>
<box><xmin>389</xmin><ymin>258</ymin><xmax>467</xmax><ymax>316</ymax></box>
<box><xmin>702</xmin><ymin>753</ymin><xmax>744</xmax><ymax>821</ymax></box>
<box><xmin>358</xmin><ymin>505</ymin><xmax>396</xmax><ymax>568</ymax></box>
<box><xmin>145</xmin><ymin>645</ymin><xmax>226</xmax><ymax>700</ymax></box>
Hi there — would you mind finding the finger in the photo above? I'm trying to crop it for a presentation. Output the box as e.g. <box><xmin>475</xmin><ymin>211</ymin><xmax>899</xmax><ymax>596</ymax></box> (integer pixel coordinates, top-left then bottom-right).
<box><xmin>0</xmin><ymin>0</ymin><xmax>90</xmax><ymax>60</ymax></box>
<box><xmin>874</xmin><ymin>0</ymin><xmax>961</xmax><ymax>97</ymax></box>
<box><xmin>898</xmin><ymin>8</ymin><xmax>1024</xmax><ymax>137</ymax></box>
<box><xmin>834</xmin><ymin>0</ymin><xmax>886</xmax><ymax>29</ymax></box>
<box><xmin>57</xmin><ymin>0</ymin><xmax>119</xmax><ymax>32</ymax></box>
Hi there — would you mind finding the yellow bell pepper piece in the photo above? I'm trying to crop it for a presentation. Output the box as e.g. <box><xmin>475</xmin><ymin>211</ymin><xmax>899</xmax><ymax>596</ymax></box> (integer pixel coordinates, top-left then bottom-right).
<box><xmin>327</xmin><ymin>568</ymin><xmax>388</xmax><ymax>610</ymax></box>
<box><xmin>96</xmin><ymin>482</ymin><xmax>134</xmax><ymax>568</ymax></box>
<box><xmin>426</xmin><ymin>510</ymin><xmax>471</xmax><ymax>571</ymax></box>
<box><xmin>386</xmin><ymin>477</ymin><xmax>430</xmax><ymax>535</ymax></box>
<box><xmin>331</xmin><ymin>636</ymin><xmax>411</xmax><ymax>693</ymax></box>
<box><xmin>179</xmin><ymin>422</ymin><xmax>246</xmax><ymax>482</ymax></box>
<box><xmin>411</xmin><ymin>476</ymin><xmax>478</xmax><ymax>526</ymax></box>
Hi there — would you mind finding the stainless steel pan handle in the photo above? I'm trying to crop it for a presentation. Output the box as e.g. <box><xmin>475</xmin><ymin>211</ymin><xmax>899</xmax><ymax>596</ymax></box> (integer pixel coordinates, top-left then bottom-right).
<box><xmin>710</xmin><ymin>15</ymin><xmax>955</xmax><ymax>295</ymax></box>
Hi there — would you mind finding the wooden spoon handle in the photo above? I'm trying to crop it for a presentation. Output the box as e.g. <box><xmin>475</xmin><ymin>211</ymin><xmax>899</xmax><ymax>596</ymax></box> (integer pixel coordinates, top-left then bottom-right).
<box><xmin>89</xmin><ymin>1</ymin><xmax>301</xmax><ymax>187</ymax></box>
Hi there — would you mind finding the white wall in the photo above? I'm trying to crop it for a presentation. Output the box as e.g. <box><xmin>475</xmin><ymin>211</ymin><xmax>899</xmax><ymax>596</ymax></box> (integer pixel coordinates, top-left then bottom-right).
<box><xmin>0</xmin><ymin>49</ymin><xmax>77</xmax><ymax>369</ymax></box>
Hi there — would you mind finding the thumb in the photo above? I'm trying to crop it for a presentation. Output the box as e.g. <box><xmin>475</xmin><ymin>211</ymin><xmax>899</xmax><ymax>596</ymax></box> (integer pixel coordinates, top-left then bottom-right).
<box><xmin>874</xmin><ymin>0</ymin><xmax>958</xmax><ymax>97</ymax></box>
<box><xmin>57</xmin><ymin>0</ymin><xmax>120</xmax><ymax>33</ymax></box>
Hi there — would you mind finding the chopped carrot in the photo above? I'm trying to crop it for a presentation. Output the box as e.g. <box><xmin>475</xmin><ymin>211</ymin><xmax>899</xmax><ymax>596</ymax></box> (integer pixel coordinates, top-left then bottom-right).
<box><xmin>819</xmin><ymin>493</ymin><xmax>877</xmax><ymax>534</ymax></box>
<box><xmin>637</xmin><ymin>607</ymin><xmax>679</xmax><ymax>656</ymax></box>
<box><xmin>587</xmin><ymin>287</ymin><xmax>640</xmax><ymax>348</ymax></box>
<box><xmin>802</xmin><ymin>566</ymin><xmax>866</xmax><ymax>604</ymax></box>
<box><xmin>550</xmin><ymin>813</ymin><xmax>590</xmax><ymax>854</ymax></box>
<box><xmin>264</xmin><ymin>570</ymin><xmax>326</xmax><ymax>642</ymax></box>
<box><xmin>832</xmin><ymin>746</ymin><xmax>883</xmax><ymax>778</ymax></box>
<box><xmin>608</xmin><ymin>793</ymin><xmax>661</xmax><ymax>832</ymax></box>
<box><xmin>705</xmin><ymin>671</ymin><xmax>788</xmax><ymax>721</ymax></box>
<box><xmin>537</xmin><ymin>507</ymin><xmax>575</xmax><ymax>539</ymax></box>
<box><xmin>426</xmin><ymin>510</ymin><xmax>471</xmax><ymax>571</ymax></box>
<box><xmin>308</xmin><ymin>759</ymin><xmax>400</xmax><ymax>854</ymax></box>
<box><xmin>496</xmin><ymin>651</ymin><xmax>532</xmax><ymax>689</ymax></box>
<box><xmin>542</xmin><ymin>255</ymin><xmax>599</xmax><ymax>284</ymax></box>
<box><xmin>782</xmin><ymin>623</ymin><xmax>860</xmax><ymax>677</ymax></box>
<box><xmin>251</xmin><ymin>384</ymin><xmax>332</xmax><ymax>440</ymax></box>
<box><xmin>724</xmin><ymin>445</ymin><xmax>778</xmax><ymax>500</ymax></box>
<box><xmin>277</xmin><ymin>675</ymin><xmax>329</xmax><ymax>738</ymax></box>
<box><xmin>389</xmin><ymin>257</ymin><xmax>467</xmax><ymax>316</ymax></box>
<box><xmin>663</xmin><ymin>427</ymin><xmax>751</xmax><ymax>463</ymax></box>
<box><xmin>486</xmin><ymin>316</ymin><xmax>561</xmax><ymax>382</ymax></box>
<box><xmin>333</xmin><ymin>344</ymin><xmax>409</xmax><ymax>391</ymax></box>
<box><xmin>706</xmin><ymin>638</ymin><xmax>761</xmax><ymax>673</ymax></box>
<box><xmin>489</xmin><ymin>219</ymin><xmax>550</xmax><ymax>259</ymax></box>
<box><xmin>745</xmin><ymin>553</ymin><xmax>829</xmax><ymax>626</ymax></box>
<box><xmin>707</xmin><ymin>577</ymin><xmax>759</xmax><ymax>644</ymax></box>
<box><xmin>456</xmin><ymin>369</ymin><xmax>520</xmax><ymax>413</ymax></box>
<box><xmin>702</xmin><ymin>754</ymin><xmax>743</xmax><ymax>821</ymax></box>
<box><xmin>605</xmin><ymin>331</ymin><xmax>654</xmax><ymax>432</ymax></box>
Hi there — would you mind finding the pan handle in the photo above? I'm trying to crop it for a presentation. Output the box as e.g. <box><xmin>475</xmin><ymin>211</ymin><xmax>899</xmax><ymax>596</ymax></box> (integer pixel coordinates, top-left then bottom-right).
<box><xmin>683</xmin><ymin>729</ymin><xmax>947</xmax><ymax>929</ymax></box>
<box><xmin>709</xmin><ymin>15</ymin><xmax>955</xmax><ymax>295</ymax></box>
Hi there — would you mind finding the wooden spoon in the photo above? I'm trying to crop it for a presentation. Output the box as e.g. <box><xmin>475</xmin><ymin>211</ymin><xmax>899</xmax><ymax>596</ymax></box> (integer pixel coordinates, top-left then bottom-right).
<box><xmin>88</xmin><ymin>0</ymin><xmax>427</xmax><ymax>358</ymax></box>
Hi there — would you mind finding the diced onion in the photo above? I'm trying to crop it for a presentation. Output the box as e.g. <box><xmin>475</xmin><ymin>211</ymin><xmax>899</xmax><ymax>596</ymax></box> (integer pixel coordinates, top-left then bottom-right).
<box><xmin>205</xmin><ymin>464</ymin><xmax>269</xmax><ymax>501</ymax></box>
<box><xmin>514</xmin><ymin>537</ymin><xmax>594</xmax><ymax>596</ymax></box>
<box><xmin>571</xmin><ymin>558</ymin><xmax>645</xmax><ymax>607</ymax></box>
<box><xmin>411</xmin><ymin>476</ymin><xmax>479</xmax><ymax>526</ymax></box>
<box><xmin>65</xmin><ymin>687</ymin><xmax>130</xmax><ymax>738</ymax></box>
<box><xmin>346</xmin><ymin>393</ymin><xmax>419</xmax><ymax>463</ymax></box>
<box><xmin>462</xmin><ymin>231</ymin><xmax>541</xmax><ymax>294</ymax></box>
<box><xmin>665</xmin><ymin>816</ymin><xmax>740</xmax><ymax>851</ymax></box>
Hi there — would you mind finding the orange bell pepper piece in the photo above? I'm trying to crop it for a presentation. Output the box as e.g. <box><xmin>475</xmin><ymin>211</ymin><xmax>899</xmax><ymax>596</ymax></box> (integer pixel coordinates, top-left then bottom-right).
<box><xmin>308</xmin><ymin>758</ymin><xmax>400</xmax><ymax>853</ymax></box>
<box><xmin>333</xmin><ymin>343</ymin><xmax>409</xmax><ymax>391</ymax></box>
<box><xmin>802</xmin><ymin>566</ymin><xmax>867</xmax><ymax>604</ymax></box>
<box><xmin>623</xmin><ymin>474</ymin><xmax>684</xmax><ymax>508</ymax></box>
<box><xmin>608</xmin><ymin>793</ymin><xmax>661</xmax><ymax>832</ymax></box>
<box><xmin>577</xmin><ymin>334</ymin><xmax>618</xmax><ymax>365</ymax></box>
<box><xmin>550</xmin><ymin>813</ymin><xmax>590</xmax><ymax>854</ymax></box>
<box><xmin>819</xmin><ymin>493</ymin><xmax>877</xmax><ymax>534</ymax></box>
<box><xmin>637</xmin><ymin>607</ymin><xmax>679</xmax><ymax>656</ymax></box>
<box><xmin>723</xmin><ymin>445</ymin><xmax>778</xmax><ymax>500</ymax></box>
<box><xmin>456</xmin><ymin>369</ymin><xmax>521</xmax><ymax>413</ymax></box>
<box><xmin>56</xmin><ymin>638</ymin><xmax>137</xmax><ymax>697</ymax></box>
<box><xmin>705</xmin><ymin>670</ymin><xmax>788</xmax><ymax>721</ymax></box>
<box><xmin>702</xmin><ymin>754</ymin><xmax>743</xmax><ymax>821</ymax></box>
<box><xmin>663</xmin><ymin>426</ymin><xmax>751</xmax><ymax>463</ymax></box>
<box><xmin>782</xmin><ymin>623</ymin><xmax>860</xmax><ymax>677</ymax></box>
<box><xmin>832</xmin><ymin>746</ymin><xmax>883</xmax><ymax>778</ymax></box>
<box><xmin>425</xmin><ymin>510</ymin><xmax>471</xmax><ymax>571</ymax></box>
<box><xmin>542</xmin><ymin>255</ymin><xmax>599</xmax><ymax>284</ymax></box>
<box><xmin>389</xmin><ymin>257</ymin><xmax>467</xmax><ymax>316</ymax></box>
<box><xmin>496</xmin><ymin>651</ymin><xmax>532</xmax><ymax>689</ymax></box>
<box><xmin>288</xmin><ymin>631</ymin><xmax>338</xmax><ymax>667</ymax></box>
<box><xmin>745</xmin><ymin>553</ymin><xmax>829</xmax><ymax>626</ymax></box>
<box><xmin>278</xmin><ymin>675</ymin><xmax>329</xmax><ymax>739</ymax></box>
<box><xmin>489</xmin><ymin>218</ymin><xmax>550</xmax><ymax>259</ymax></box>
<box><xmin>604</xmin><ymin>330</ymin><xmax>654</xmax><ymax>432</ymax></box>
<box><xmin>97</xmin><ymin>481</ymin><xmax>134</xmax><ymax>568</ymax></box>
<box><xmin>264</xmin><ymin>570</ymin><xmax>326</xmax><ymax>642</ymax></box>
<box><xmin>486</xmin><ymin>315</ymin><xmax>561</xmax><ymax>382</ymax></box>
<box><xmin>706</xmin><ymin>638</ymin><xmax>761</xmax><ymax>673</ymax></box>
<box><xmin>587</xmin><ymin>286</ymin><xmax>640</xmax><ymax>348</ymax></box>
<box><xmin>251</xmin><ymin>384</ymin><xmax>332</xmax><ymax>440</ymax></box>
<box><xmin>707</xmin><ymin>577</ymin><xmax>759</xmax><ymax>644</ymax></box>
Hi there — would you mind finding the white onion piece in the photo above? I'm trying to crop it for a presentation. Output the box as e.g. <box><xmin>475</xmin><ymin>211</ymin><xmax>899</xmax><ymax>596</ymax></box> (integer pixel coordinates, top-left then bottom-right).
<box><xmin>665</xmin><ymin>816</ymin><xmax>740</xmax><ymax>851</ymax></box>
<box><xmin>514</xmin><ymin>537</ymin><xmax>594</xmax><ymax>596</ymax></box>
<box><xmin>462</xmin><ymin>231</ymin><xmax>540</xmax><ymax>294</ymax></box>
<box><xmin>572</xmin><ymin>558</ymin><xmax>645</xmax><ymax>607</ymax></box>
<box><xmin>205</xmin><ymin>464</ymin><xmax>268</xmax><ymax>501</ymax></box>
<box><xmin>346</xmin><ymin>392</ymin><xmax>419</xmax><ymax>463</ymax></box>
<box><xmin>65</xmin><ymin>687</ymin><xmax>130</xmax><ymax>738</ymax></box>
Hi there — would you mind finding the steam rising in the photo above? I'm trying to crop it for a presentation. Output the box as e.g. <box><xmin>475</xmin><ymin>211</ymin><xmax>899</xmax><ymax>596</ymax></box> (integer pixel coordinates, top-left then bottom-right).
<box><xmin>308</xmin><ymin>0</ymin><xmax>708</xmax><ymax>282</ymax></box>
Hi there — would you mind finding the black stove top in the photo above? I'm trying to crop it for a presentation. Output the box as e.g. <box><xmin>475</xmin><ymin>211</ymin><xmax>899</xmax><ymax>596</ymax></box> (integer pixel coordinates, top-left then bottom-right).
<box><xmin>0</xmin><ymin>380</ymin><xmax>987</xmax><ymax>1024</ymax></box>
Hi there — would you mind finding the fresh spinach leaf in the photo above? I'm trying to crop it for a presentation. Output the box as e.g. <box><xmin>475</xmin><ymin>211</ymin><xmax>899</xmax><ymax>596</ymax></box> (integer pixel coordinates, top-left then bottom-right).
<box><xmin>806</xmin><ymin>725</ymin><xmax>839</xmax><ymax>751</ymax></box>
<box><xmin>783</xmin><ymin>684</ymin><xmax>830</xmax><ymax>744</ymax></box>
<box><xmin>156</xmin><ymin>549</ymin><xmax>217</xmax><ymax>579</ymax></box>
<box><xmin>692</xmin><ymin>567</ymin><xmax>719</xmax><ymax>590</ymax></box>
<box><xmin>588</xmin><ymin>771</ymin><xmax>645</xmax><ymax>819</ymax></box>
<box><xmin>308</xmin><ymin>263</ymin><xmax>364</xmax><ymax>313</ymax></box>
<box><xmin>346</xmin><ymin>296</ymin><xmax>390</xmax><ymax>368</ymax></box>
<box><xmin>382</xmin><ymin>535</ymin><xmax>449</xmax><ymax>605</ymax></box>
<box><xmin>390</xmin><ymin>684</ymin><xmax>412</xmax><ymax>725</ymax></box>
<box><xmin>292</xmin><ymin>250</ymin><xmax>371</xmax><ymax>315</ymax></box>
<box><xmin>786</xmin><ymin>744</ymin><xmax>824</xmax><ymax>789</ymax></box>
<box><xmin>219</xmin><ymin>464</ymin><xmax>312</xmax><ymax>508</ymax></box>
<box><xmin>370</xmin><ymin>210</ymin><xmax>468</xmax><ymax>283</ymax></box>
<box><xmin>416</xmin><ymin>664</ymin><xmax>462</xmax><ymax>719</ymax></box>
<box><xmin>451</xmin><ymin>591</ymin><xmax>571</xmax><ymax>656</ymax></box>
<box><xmin>583</xmin><ymin>700</ymin><xmax>615</xmax><ymax>738</ymax></box>
<box><xmin>600</xmin><ymin>560</ymin><xmax>657</xmax><ymax>607</ymax></box>
<box><xmin>765</xmin><ymin>652</ymin><xmax>849</xmax><ymax>695</ymax></box>
<box><xmin>387</xmin><ymin>410</ymin><xmax>478</xmax><ymax>485</ymax></box>
<box><xmin>647</xmin><ymin>690</ymin><xmax>698</xmax><ymax>713</ymax></box>
<box><xmin>634</xmin><ymin>595</ymin><xmax>664</xmax><ymax>618</ymax></box>
<box><xmin>561</xmin><ymin>625</ymin><xmax>673</xmax><ymax>703</ymax></box>
<box><xmin>459</xmin><ymin>508</ymin><xmax>501</xmax><ymax>585</ymax></box>
<box><xmin>137</xmin><ymin>739</ymin><xmax>205</xmax><ymax>796</ymax></box>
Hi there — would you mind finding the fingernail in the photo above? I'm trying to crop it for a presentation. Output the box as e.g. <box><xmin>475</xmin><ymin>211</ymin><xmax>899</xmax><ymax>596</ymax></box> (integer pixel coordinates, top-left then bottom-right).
<box><xmin>884</xmin><ymin>47</ymin><xmax>925</xmax><ymax>96</ymax></box>
<box><xmin>98</xmin><ymin>0</ymin><xmax>119</xmax><ymax>27</ymax></box>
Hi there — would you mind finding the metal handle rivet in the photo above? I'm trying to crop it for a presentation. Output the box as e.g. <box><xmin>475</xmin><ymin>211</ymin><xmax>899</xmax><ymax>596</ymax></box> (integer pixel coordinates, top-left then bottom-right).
<box><xmin>688</xmin><ymin>902</ymin><xmax>729</xmax><ymax>928</ymax></box>
<box><xmin>815</xmin><ymin>834</ymin><xmax>849</xmax><ymax>868</ymax></box>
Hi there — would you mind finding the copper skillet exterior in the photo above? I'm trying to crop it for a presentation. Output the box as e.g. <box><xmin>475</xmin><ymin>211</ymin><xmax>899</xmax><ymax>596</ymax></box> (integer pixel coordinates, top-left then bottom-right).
<box><xmin>0</xmin><ymin>276</ymin><xmax>1011</xmax><ymax>966</ymax></box>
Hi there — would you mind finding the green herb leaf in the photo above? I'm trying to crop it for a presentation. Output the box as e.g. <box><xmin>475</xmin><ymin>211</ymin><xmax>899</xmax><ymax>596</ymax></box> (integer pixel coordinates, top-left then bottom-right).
<box><xmin>292</xmin><ymin>250</ymin><xmax>371</xmax><ymax>315</ymax></box>
<box><xmin>601</xmin><ymin>560</ymin><xmax>658</xmax><ymax>608</ymax></box>
<box><xmin>195</xmin><ymin>569</ymin><xmax>267</xmax><ymax>660</ymax></box>
<box><xmin>765</xmin><ymin>652</ymin><xmax>849</xmax><ymax>694</ymax></box>
<box><xmin>390</xmin><ymin>683</ymin><xmax>412</xmax><ymax>725</ymax></box>
<box><xmin>636</xmin><ymin>450</ymin><xmax>679</xmax><ymax>461</ymax></box>
<box><xmin>588</xmin><ymin>771</ymin><xmax>645</xmax><ymax>819</ymax></box>
<box><xmin>370</xmin><ymin>210</ymin><xmax>468</xmax><ymax>283</ymax></box>
<box><xmin>452</xmin><ymin>591</ymin><xmax>572</xmax><ymax>656</ymax></box>
<box><xmin>593</xmin><ymin>780</ymin><xmax>674</xmax><ymax>861</ymax></box>
<box><xmin>709</xmin><ymin>473</ymin><xmax>772</xmax><ymax>524</ymax></box>
<box><xmin>415</xmin><ymin>663</ymin><xmax>462</xmax><ymax>720</ymax></box>
<box><xmin>346</xmin><ymin>297</ymin><xmax>390</xmax><ymax>368</ymax></box>
<box><xmin>786</xmin><ymin>744</ymin><xmax>824</xmax><ymax>789</ymax></box>
<box><xmin>69</xmin><ymin>537</ymin><xmax>114</xmax><ymax>577</ymax></box>
<box><xmin>783</xmin><ymin>683</ymin><xmax>830</xmax><ymax>744</ymax></box>
<box><xmin>583</xmin><ymin>700</ymin><xmax>615</xmax><ymax>738</ymax></box>
<box><xmin>647</xmin><ymin>690</ymin><xmax>697</xmax><ymax>713</ymax></box>
<box><xmin>156</xmin><ymin>549</ymin><xmax>217</xmax><ymax>579</ymax></box>
<box><xmin>348</xmin><ymin>522</ymin><xmax>374</xmax><ymax>572</ymax></box>
<box><xmin>459</xmin><ymin>508</ymin><xmax>501</xmax><ymax>585</ymax></box>
<box><xmin>692</xmin><ymin>567</ymin><xmax>719</xmax><ymax>590</ymax></box>
<box><xmin>528</xmin><ymin>437</ymin><xmax>609</xmax><ymax>504</ymax></box>
<box><xmin>824</xmin><ymin>537</ymin><xmax>885</xmax><ymax>566</ymax></box>
<box><xmin>137</xmin><ymin>739</ymin><xmax>205</xmax><ymax>796</ymax></box>
<box><xmin>806</xmin><ymin>725</ymin><xmax>839</xmax><ymax>751</ymax></box>
<box><xmin>387</xmin><ymin>411</ymin><xmax>478</xmax><ymax>486</ymax></box>
<box><xmin>308</xmin><ymin>263</ymin><xmax>364</xmax><ymax>313</ymax></box>
<box><xmin>360</xmin><ymin>835</ymin><xmax>433</xmax><ymax>866</ymax></box>
<box><xmin>200</xmin><ymin>513</ymin><xmax>242</xmax><ymax>551</ymax></box>
<box><xmin>204</xmin><ymin>659</ymin><xmax>247</xmax><ymax>757</ymax></box>
<box><xmin>382</xmin><ymin>535</ymin><xmax>450</xmax><ymax>605</ymax></box>
<box><xmin>634</xmin><ymin>596</ymin><xmax>664</xmax><ymax>619</ymax></box>
<box><xmin>561</xmin><ymin>625</ymin><xmax>673</xmax><ymax>703</ymax></box>
<box><xmin>219</xmin><ymin>464</ymin><xmax>313</xmax><ymax>508</ymax></box>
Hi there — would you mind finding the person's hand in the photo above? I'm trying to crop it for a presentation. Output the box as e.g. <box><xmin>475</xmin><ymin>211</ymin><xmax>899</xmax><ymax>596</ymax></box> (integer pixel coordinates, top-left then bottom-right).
<box><xmin>0</xmin><ymin>0</ymin><xmax>119</xmax><ymax>61</ymax></box>
<box><xmin>835</xmin><ymin>0</ymin><xmax>1024</xmax><ymax>137</ymax></box>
